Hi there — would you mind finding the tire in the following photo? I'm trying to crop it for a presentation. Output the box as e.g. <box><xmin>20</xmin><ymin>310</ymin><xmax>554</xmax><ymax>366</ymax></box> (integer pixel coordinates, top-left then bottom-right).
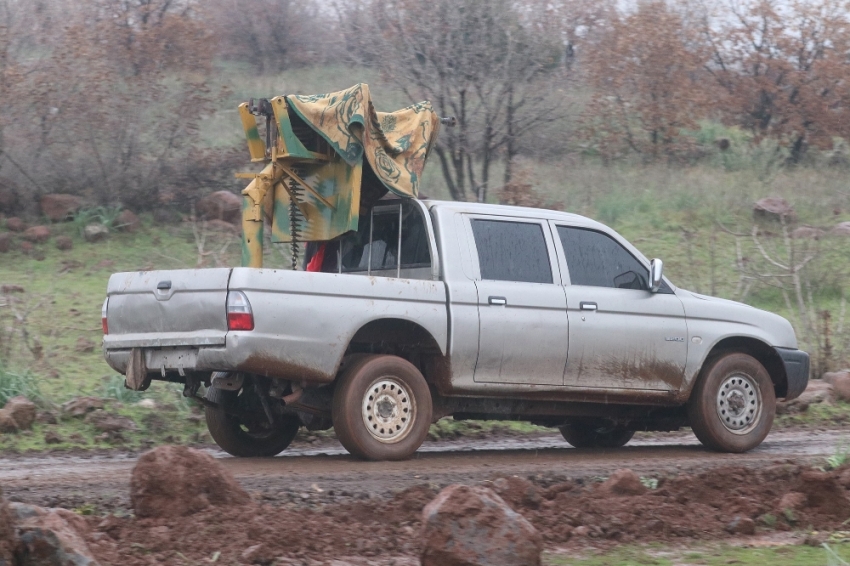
<box><xmin>205</xmin><ymin>385</ymin><xmax>300</xmax><ymax>457</ymax></box>
<box><xmin>332</xmin><ymin>354</ymin><xmax>432</xmax><ymax>461</ymax></box>
<box><xmin>687</xmin><ymin>352</ymin><xmax>775</xmax><ymax>453</ymax></box>
<box><xmin>559</xmin><ymin>423</ymin><xmax>634</xmax><ymax>448</ymax></box>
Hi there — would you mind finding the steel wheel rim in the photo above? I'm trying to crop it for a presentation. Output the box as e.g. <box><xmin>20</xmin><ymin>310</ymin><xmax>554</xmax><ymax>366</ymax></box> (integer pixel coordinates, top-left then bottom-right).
<box><xmin>362</xmin><ymin>376</ymin><xmax>415</xmax><ymax>443</ymax></box>
<box><xmin>716</xmin><ymin>372</ymin><xmax>762</xmax><ymax>434</ymax></box>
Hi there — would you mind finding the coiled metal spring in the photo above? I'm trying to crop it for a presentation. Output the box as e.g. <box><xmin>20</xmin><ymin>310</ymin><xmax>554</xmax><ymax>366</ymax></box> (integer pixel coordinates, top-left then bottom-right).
<box><xmin>287</xmin><ymin>172</ymin><xmax>303</xmax><ymax>270</ymax></box>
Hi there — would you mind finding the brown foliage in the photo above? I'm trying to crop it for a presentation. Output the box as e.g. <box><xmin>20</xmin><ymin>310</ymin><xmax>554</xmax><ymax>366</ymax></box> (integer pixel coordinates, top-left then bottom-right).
<box><xmin>583</xmin><ymin>1</ymin><xmax>714</xmax><ymax>160</ymax></box>
<box><xmin>0</xmin><ymin>0</ymin><xmax>217</xmax><ymax>211</ymax></box>
<box><xmin>702</xmin><ymin>0</ymin><xmax>850</xmax><ymax>162</ymax></box>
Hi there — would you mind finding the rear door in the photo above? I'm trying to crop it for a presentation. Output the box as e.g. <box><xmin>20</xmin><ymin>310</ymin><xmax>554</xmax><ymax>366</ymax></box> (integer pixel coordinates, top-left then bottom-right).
<box><xmin>553</xmin><ymin>225</ymin><xmax>687</xmax><ymax>391</ymax></box>
<box><xmin>467</xmin><ymin>216</ymin><xmax>569</xmax><ymax>385</ymax></box>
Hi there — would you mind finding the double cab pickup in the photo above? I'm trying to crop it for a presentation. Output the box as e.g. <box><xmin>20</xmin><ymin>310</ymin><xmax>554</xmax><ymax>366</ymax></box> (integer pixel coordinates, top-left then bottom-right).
<box><xmin>103</xmin><ymin>199</ymin><xmax>809</xmax><ymax>460</ymax></box>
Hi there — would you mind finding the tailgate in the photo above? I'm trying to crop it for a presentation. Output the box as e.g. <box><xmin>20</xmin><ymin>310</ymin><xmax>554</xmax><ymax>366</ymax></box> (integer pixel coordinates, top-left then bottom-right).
<box><xmin>103</xmin><ymin>269</ymin><xmax>231</xmax><ymax>348</ymax></box>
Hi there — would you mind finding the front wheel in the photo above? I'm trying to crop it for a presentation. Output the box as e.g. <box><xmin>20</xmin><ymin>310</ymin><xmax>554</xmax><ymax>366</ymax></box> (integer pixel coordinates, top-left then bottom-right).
<box><xmin>205</xmin><ymin>385</ymin><xmax>300</xmax><ymax>457</ymax></box>
<box><xmin>559</xmin><ymin>423</ymin><xmax>634</xmax><ymax>448</ymax></box>
<box><xmin>687</xmin><ymin>352</ymin><xmax>775</xmax><ymax>453</ymax></box>
<box><xmin>332</xmin><ymin>355</ymin><xmax>432</xmax><ymax>461</ymax></box>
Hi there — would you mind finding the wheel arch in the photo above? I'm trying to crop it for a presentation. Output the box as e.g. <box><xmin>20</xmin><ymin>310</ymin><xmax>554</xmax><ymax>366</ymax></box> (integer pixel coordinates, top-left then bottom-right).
<box><xmin>695</xmin><ymin>336</ymin><xmax>787</xmax><ymax>399</ymax></box>
<box><xmin>339</xmin><ymin>317</ymin><xmax>449</xmax><ymax>387</ymax></box>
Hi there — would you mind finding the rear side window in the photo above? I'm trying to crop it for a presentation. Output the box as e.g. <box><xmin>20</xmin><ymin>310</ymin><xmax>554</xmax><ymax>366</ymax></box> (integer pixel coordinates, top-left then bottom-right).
<box><xmin>339</xmin><ymin>201</ymin><xmax>431</xmax><ymax>273</ymax></box>
<box><xmin>471</xmin><ymin>219</ymin><xmax>552</xmax><ymax>284</ymax></box>
<box><xmin>558</xmin><ymin>226</ymin><xmax>647</xmax><ymax>289</ymax></box>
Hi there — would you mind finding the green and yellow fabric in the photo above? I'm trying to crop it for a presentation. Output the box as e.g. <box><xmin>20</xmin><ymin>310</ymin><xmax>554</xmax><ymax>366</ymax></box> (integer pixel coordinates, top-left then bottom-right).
<box><xmin>239</xmin><ymin>84</ymin><xmax>440</xmax><ymax>267</ymax></box>
<box><xmin>286</xmin><ymin>83</ymin><xmax>440</xmax><ymax>199</ymax></box>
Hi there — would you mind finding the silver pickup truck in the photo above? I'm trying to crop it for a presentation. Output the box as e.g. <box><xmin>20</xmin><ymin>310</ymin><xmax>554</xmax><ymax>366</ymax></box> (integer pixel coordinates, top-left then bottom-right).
<box><xmin>102</xmin><ymin>198</ymin><xmax>809</xmax><ymax>460</ymax></box>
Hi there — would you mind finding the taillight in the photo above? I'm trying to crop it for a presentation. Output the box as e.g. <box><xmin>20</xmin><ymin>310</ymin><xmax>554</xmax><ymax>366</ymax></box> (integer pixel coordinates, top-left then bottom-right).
<box><xmin>101</xmin><ymin>297</ymin><xmax>109</xmax><ymax>335</ymax></box>
<box><xmin>227</xmin><ymin>291</ymin><xmax>254</xmax><ymax>331</ymax></box>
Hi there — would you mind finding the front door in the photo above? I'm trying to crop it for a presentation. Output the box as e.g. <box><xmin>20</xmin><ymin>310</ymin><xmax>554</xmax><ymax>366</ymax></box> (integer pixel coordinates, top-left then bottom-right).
<box><xmin>555</xmin><ymin>225</ymin><xmax>688</xmax><ymax>391</ymax></box>
<box><xmin>469</xmin><ymin>217</ymin><xmax>569</xmax><ymax>386</ymax></box>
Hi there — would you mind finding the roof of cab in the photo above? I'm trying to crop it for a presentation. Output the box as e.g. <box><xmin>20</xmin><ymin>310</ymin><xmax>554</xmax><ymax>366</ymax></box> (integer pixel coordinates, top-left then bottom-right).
<box><xmin>422</xmin><ymin>199</ymin><xmax>606</xmax><ymax>230</ymax></box>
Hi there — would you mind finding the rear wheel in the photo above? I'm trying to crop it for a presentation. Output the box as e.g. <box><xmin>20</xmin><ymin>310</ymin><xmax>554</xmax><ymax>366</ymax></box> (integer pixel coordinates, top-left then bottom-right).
<box><xmin>559</xmin><ymin>423</ymin><xmax>634</xmax><ymax>448</ymax></box>
<box><xmin>687</xmin><ymin>352</ymin><xmax>775</xmax><ymax>453</ymax></box>
<box><xmin>205</xmin><ymin>384</ymin><xmax>299</xmax><ymax>457</ymax></box>
<box><xmin>332</xmin><ymin>355</ymin><xmax>432</xmax><ymax>461</ymax></box>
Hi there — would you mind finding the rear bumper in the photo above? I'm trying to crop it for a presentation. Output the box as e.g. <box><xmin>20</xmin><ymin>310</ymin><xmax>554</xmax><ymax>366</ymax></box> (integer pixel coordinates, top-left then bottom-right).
<box><xmin>103</xmin><ymin>332</ymin><xmax>338</xmax><ymax>384</ymax></box>
<box><xmin>776</xmin><ymin>347</ymin><xmax>809</xmax><ymax>400</ymax></box>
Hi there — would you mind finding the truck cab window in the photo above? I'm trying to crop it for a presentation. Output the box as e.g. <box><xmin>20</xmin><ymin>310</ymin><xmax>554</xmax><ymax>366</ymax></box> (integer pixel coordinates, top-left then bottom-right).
<box><xmin>339</xmin><ymin>200</ymin><xmax>431</xmax><ymax>275</ymax></box>
<box><xmin>471</xmin><ymin>219</ymin><xmax>553</xmax><ymax>284</ymax></box>
<box><xmin>557</xmin><ymin>226</ymin><xmax>647</xmax><ymax>289</ymax></box>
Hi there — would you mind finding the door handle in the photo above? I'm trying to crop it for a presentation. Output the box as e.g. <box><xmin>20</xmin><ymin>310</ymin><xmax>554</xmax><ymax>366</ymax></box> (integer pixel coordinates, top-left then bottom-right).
<box><xmin>488</xmin><ymin>296</ymin><xmax>507</xmax><ymax>306</ymax></box>
<box><xmin>579</xmin><ymin>301</ymin><xmax>598</xmax><ymax>311</ymax></box>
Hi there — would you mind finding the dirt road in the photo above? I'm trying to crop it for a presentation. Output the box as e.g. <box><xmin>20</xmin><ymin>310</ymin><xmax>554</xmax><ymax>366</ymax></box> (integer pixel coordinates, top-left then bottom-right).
<box><xmin>1</xmin><ymin>428</ymin><xmax>845</xmax><ymax>513</ymax></box>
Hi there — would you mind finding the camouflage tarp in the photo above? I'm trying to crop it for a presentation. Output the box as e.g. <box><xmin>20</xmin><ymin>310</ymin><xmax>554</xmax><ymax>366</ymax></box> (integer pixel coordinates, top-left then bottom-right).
<box><xmin>286</xmin><ymin>83</ymin><xmax>440</xmax><ymax>199</ymax></box>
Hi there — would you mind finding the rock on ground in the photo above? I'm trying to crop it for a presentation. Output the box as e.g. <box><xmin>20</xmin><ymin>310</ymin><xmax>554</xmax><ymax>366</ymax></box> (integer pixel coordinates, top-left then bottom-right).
<box><xmin>83</xmin><ymin>410</ymin><xmax>137</xmax><ymax>433</ymax></box>
<box><xmin>0</xmin><ymin>488</ymin><xmax>16</xmax><ymax>565</ymax></box>
<box><xmin>823</xmin><ymin>370</ymin><xmax>850</xmax><ymax>386</ymax></box>
<box><xmin>55</xmin><ymin>236</ymin><xmax>73</xmax><ymax>251</ymax></box>
<box><xmin>600</xmin><ymin>469</ymin><xmax>647</xmax><ymax>496</ymax></box>
<box><xmin>831</xmin><ymin>221</ymin><xmax>850</xmax><ymax>236</ymax></box>
<box><xmin>0</xmin><ymin>397</ymin><xmax>37</xmax><ymax>432</ymax></box>
<box><xmin>420</xmin><ymin>484</ymin><xmax>542</xmax><ymax>566</ymax></box>
<box><xmin>22</xmin><ymin>226</ymin><xmax>50</xmax><ymax>244</ymax></box>
<box><xmin>196</xmin><ymin>191</ymin><xmax>242</xmax><ymax>225</ymax></box>
<box><xmin>114</xmin><ymin>209</ymin><xmax>140</xmax><ymax>232</ymax></box>
<box><xmin>829</xmin><ymin>373</ymin><xmax>850</xmax><ymax>402</ymax></box>
<box><xmin>61</xmin><ymin>397</ymin><xmax>105</xmax><ymax>418</ymax></box>
<box><xmin>44</xmin><ymin>431</ymin><xmax>63</xmax><ymax>445</ymax></box>
<box><xmin>83</xmin><ymin>224</ymin><xmax>108</xmax><ymax>243</ymax></box>
<box><xmin>5</xmin><ymin>218</ymin><xmax>26</xmax><ymax>232</ymax></box>
<box><xmin>791</xmin><ymin>226</ymin><xmax>825</xmax><ymax>239</ymax></box>
<box><xmin>40</xmin><ymin>194</ymin><xmax>83</xmax><ymax>222</ymax></box>
<box><xmin>10</xmin><ymin>502</ymin><xmax>100</xmax><ymax>566</ymax></box>
<box><xmin>753</xmin><ymin>197</ymin><xmax>797</xmax><ymax>222</ymax></box>
<box><xmin>130</xmin><ymin>445</ymin><xmax>251</xmax><ymax>518</ymax></box>
<box><xmin>777</xmin><ymin>380</ymin><xmax>834</xmax><ymax>414</ymax></box>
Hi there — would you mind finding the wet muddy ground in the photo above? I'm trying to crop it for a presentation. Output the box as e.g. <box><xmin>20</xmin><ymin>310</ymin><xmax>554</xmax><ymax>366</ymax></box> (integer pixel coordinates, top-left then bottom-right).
<box><xmin>2</xmin><ymin>428</ymin><xmax>846</xmax><ymax>514</ymax></box>
<box><xmin>3</xmin><ymin>428</ymin><xmax>850</xmax><ymax>565</ymax></box>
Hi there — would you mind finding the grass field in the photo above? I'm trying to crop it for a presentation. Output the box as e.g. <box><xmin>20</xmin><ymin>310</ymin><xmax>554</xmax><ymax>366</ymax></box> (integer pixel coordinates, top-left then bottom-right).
<box><xmin>545</xmin><ymin>541</ymin><xmax>850</xmax><ymax>566</ymax></box>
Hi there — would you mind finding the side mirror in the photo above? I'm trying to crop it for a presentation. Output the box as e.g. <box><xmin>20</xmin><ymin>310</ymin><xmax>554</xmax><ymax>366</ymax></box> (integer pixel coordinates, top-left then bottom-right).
<box><xmin>649</xmin><ymin>258</ymin><xmax>663</xmax><ymax>293</ymax></box>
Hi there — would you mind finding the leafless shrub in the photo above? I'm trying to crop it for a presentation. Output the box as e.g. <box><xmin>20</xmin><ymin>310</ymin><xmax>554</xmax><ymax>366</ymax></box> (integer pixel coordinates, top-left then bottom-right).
<box><xmin>724</xmin><ymin>211</ymin><xmax>849</xmax><ymax>375</ymax></box>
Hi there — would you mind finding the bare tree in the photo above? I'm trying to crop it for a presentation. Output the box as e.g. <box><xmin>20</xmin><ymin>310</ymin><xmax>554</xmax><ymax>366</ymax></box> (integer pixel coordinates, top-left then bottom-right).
<box><xmin>725</xmin><ymin>212</ymin><xmax>849</xmax><ymax>375</ymax></box>
<box><xmin>204</xmin><ymin>0</ymin><xmax>336</xmax><ymax>72</ymax></box>
<box><xmin>697</xmin><ymin>0</ymin><xmax>850</xmax><ymax>163</ymax></box>
<box><xmin>582</xmin><ymin>1</ymin><xmax>714</xmax><ymax>160</ymax></box>
<box><xmin>0</xmin><ymin>0</ymin><xmax>217</xmax><ymax>209</ymax></box>
<box><xmin>342</xmin><ymin>0</ymin><xmax>574</xmax><ymax>201</ymax></box>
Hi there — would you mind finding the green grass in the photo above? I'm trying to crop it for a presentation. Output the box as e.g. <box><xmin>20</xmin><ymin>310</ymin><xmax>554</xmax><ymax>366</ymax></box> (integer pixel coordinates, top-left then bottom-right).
<box><xmin>428</xmin><ymin>418</ymin><xmax>549</xmax><ymax>440</ymax></box>
<box><xmin>544</xmin><ymin>542</ymin><xmax>850</xmax><ymax>566</ymax></box>
<box><xmin>0</xmin><ymin>363</ymin><xmax>45</xmax><ymax>406</ymax></box>
<box><xmin>778</xmin><ymin>401</ymin><xmax>850</xmax><ymax>429</ymax></box>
